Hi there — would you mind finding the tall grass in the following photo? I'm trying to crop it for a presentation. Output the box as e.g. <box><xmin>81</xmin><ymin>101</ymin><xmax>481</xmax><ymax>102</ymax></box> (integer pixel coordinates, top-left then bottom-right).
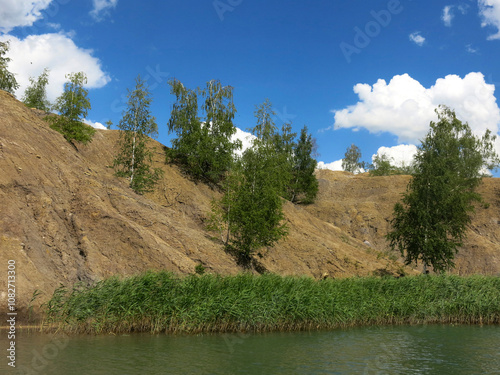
<box><xmin>44</xmin><ymin>272</ymin><xmax>500</xmax><ymax>334</ymax></box>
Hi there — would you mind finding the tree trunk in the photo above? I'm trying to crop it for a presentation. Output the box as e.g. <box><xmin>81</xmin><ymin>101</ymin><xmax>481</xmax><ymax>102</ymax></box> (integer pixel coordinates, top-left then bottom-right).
<box><xmin>423</xmin><ymin>261</ymin><xmax>429</xmax><ymax>275</ymax></box>
<box><xmin>130</xmin><ymin>109</ymin><xmax>138</xmax><ymax>184</ymax></box>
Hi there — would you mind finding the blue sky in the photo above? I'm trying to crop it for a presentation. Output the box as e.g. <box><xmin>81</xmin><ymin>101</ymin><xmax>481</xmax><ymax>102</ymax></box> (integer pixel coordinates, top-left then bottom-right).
<box><xmin>2</xmin><ymin>0</ymin><xmax>500</xmax><ymax>170</ymax></box>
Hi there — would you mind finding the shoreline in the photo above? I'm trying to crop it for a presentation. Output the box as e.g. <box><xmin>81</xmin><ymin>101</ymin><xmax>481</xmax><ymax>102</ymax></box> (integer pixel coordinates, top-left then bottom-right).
<box><xmin>1</xmin><ymin>320</ymin><xmax>499</xmax><ymax>336</ymax></box>
<box><xmin>29</xmin><ymin>272</ymin><xmax>500</xmax><ymax>335</ymax></box>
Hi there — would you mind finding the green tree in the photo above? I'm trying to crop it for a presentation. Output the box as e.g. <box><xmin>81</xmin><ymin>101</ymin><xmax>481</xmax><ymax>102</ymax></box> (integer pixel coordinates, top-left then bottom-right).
<box><xmin>369</xmin><ymin>153</ymin><xmax>397</xmax><ymax>176</ymax></box>
<box><xmin>0</xmin><ymin>41</ymin><xmax>19</xmax><ymax>95</ymax></box>
<box><xmin>251</xmin><ymin>102</ymin><xmax>319</xmax><ymax>204</ymax></box>
<box><xmin>252</xmin><ymin>98</ymin><xmax>278</xmax><ymax>143</ymax></box>
<box><xmin>166</xmin><ymin>78</ymin><xmax>201</xmax><ymax>172</ymax></box>
<box><xmin>208</xmin><ymin>100</ymin><xmax>289</xmax><ymax>262</ymax></box>
<box><xmin>48</xmin><ymin>72</ymin><xmax>95</xmax><ymax>145</ymax></box>
<box><xmin>387</xmin><ymin>106</ymin><xmax>499</xmax><ymax>273</ymax></box>
<box><xmin>167</xmin><ymin>79</ymin><xmax>241</xmax><ymax>183</ymax></box>
<box><xmin>209</xmin><ymin>149</ymin><xmax>288</xmax><ymax>263</ymax></box>
<box><xmin>113</xmin><ymin>76</ymin><xmax>163</xmax><ymax>194</ymax></box>
<box><xmin>22</xmin><ymin>68</ymin><xmax>51</xmax><ymax>111</ymax></box>
<box><xmin>342</xmin><ymin>144</ymin><xmax>363</xmax><ymax>173</ymax></box>
<box><xmin>289</xmin><ymin>126</ymin><xmax>319</xmax><ymax>203</ymax></box>
<box><xmin>250</xmin><ymin>99</ymin><xmax>304</xmax><ymax>200</ymax></box>
<box><xmin>252</xmin><ymin>100</ymin><xmax>320</xmax><ymax>202</ymax></box>
<box><xmin>370</xmin><ymin>153</ymin><xmax>415</xmax><ymax>176</ymax></box>
<box><xmin>397</xmin><ymin>162</ymin><xmax>416</xmax><ymax>175</ymax></box>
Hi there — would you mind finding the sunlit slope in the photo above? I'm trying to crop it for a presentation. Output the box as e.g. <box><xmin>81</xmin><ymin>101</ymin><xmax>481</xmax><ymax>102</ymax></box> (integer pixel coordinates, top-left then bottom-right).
<box><xmin>1</xmin><ymin>90</ymin><xmax>499</xmax><ymax>315</ymax></box>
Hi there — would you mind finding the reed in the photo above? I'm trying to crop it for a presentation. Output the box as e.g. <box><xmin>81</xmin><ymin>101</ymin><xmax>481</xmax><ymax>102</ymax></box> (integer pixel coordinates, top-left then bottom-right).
<box><xmin>44</xmin><ymin>272</ymin><xmax>500</xmax><ymax>334</ymax></box>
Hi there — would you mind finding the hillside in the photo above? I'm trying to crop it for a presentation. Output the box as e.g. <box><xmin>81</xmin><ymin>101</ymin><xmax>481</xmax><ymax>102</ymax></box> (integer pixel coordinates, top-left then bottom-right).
<box><xmin>1</xmin><ymin>90</ymin><xmax>499</xmax><ymax>317</ymax></box>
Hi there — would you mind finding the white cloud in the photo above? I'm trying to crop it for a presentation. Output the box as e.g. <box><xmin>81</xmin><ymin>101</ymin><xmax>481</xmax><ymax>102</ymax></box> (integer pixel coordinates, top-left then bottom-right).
<box><xmin>0</xmin><ymin>0</ymin><xmax>53</xmax><ymax>33</ymax></box>
<box><xmin>372</xmin><ymin>144</ymin><xmax>418</xmax><ymax>168</ymax></box>
<box><xmin>84</xmin><ymin>119</ymin><xmax>107</xmax><ymax>130</ymax></box>
<box><xmin>332</xmin><ymin>72</ymin><xmax>500</xmax><ymax>144</ymax></box>
<box><xmin>90</xmin><ymin>0</ymin><xmax>118</xmax><ymax>21</ymax></box>
<box><xmin>409</xmin><ymin>32</ymin><xmax>425</xmax><ymax>46</ymax></box>
<box><xmin>466</xmin><ymin>44</ymin><xmax>479</xmax><ymax>53</ymax></box>
<box><xmin>442</xmin><ymin>5</ymin><xmax>454</xmax><ymax>26</ymax></box>
<box><xmin>317</xmin><ymin>160</ymin><xmax>344</xmax><ymax>171</ymax></box>
<box><xmin>442</xmin><ymin>4</ymin><xmax>469</xmax><ymax>27</ymax></box>
<box><xmin>231</xmin><ymin>127</ymin><xmax>256</xmax><ymax>156</ymax></box>
<box><xmin>479</xmin><ymin>0</ymin><xmax>500</xmax><ymax>40</ymax></box>
<box><xmin>0</xmin><ymin>33</ymin><xmax>111</xmax><ymax>102</ymax></box>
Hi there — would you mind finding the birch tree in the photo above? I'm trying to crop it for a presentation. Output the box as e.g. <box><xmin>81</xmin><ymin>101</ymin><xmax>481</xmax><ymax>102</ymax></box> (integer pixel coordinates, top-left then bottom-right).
<box><xmin>114</xmin><ymin>75</ymin><xmax>163</xmax><ymax>194</ymax></box>
<box><xmin>208</xmin><ymin>99</ymin><xmax>289</xmax><ymax>261</ymax></box>
<box><xmin>166</xmin><ymin>79</ymin><xmax>241</xmax><ymax>184</ymax></box>
<box><xmin>342</xmin><ymin>144</ymin><xmax>363</xmax><ymax>173</ymax></box>
<box><xmin>0</xmin><ymin>41</ymin><xmax>18</xmax><ymax>95</ymax></box>
<box><xmin>49</xmin><ymin>72</ymin><xmax>94</xmax><ymax>145</ymax></box>
<box><xmin>289</xmin><ymin>126</ymin><xmax>318</xmax><ymax>204</ymax></box>
<box><xmin>387</xmin><ymin>106</ymin><xmax>499</xmax><ymax>273</ymax></box>
<box><xmin>22</xmin><ymin>68</ymin><xmax>51</xmax><ymax>111</ymax></box>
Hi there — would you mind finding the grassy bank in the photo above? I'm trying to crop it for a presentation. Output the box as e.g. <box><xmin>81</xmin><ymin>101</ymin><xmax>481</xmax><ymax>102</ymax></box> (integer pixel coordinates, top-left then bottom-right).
<box><xmin>44</xmin><ymin>272</ymin><xmax>500</xmax><ymax>334</ymax></box>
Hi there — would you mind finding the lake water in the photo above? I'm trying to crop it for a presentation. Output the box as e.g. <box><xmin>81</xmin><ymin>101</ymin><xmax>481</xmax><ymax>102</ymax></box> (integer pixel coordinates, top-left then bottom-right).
<box><xmin>3</xmin><ymin>325</ymin><xmax>500</xmax><ymax>374</ymax></box>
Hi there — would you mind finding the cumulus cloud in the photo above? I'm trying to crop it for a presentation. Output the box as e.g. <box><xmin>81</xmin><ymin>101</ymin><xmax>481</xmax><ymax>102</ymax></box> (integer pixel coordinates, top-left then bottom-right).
<box><xmin>231</xmin><ymin>127</ymin><xmax>256</xmax><ymax>156</ymax></box>
<box><xmin>0</xmin><ymin>0</ymin><xmax>53</xmax><ymax>33</ymax></box>
<box><xmin>0</xmin><ymin>33</ymin><xmax>111</xmax><ymax>102</ymax></box>
<box><xmin>479</xmin><ymin>0</ymin><xmax>500</xmax><ymax>40</ymax></box>
<box><xmin>409</xmin><ymin>32</ymin><xmax>425</xmax><ymax>46</ymax></box>
<box><xmin>442</xmin><ymin>4</ymin><xmax>468</xmax><ymax>27</ymax></box>
<box><xmin>372</xmin><ymin>144</ymin><xmax>418</xmax><ymax>168</ymax></box>
<box><xmin>332</xmin><ymin>72</ymin><xmax>500</xmax><ymax>144</ymax></box>
<box><xmin>317</xmin><ymin>160</ymin><xmax>344</xmax><ymax>171</ymax></box>
<box><xmin>90</xmin><ymin>0</ymin><xmax>118</xmax><ymax>21</ymax></box>
<box><xmin>84</xmin><ymin>119</ymin><xmax>107</xmax><ymax>130</ymax></box>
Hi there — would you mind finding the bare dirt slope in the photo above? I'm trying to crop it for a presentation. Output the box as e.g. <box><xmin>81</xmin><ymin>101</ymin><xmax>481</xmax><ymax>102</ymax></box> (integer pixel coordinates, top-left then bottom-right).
<box><xmin>310</xmin><ymin>170</ymin><xmax>500</xmax><ymax>275</ymax></box>
<box><xmin>1</xmin><ymin>90</ymin><xmax>499</xmax><ymax>316</ymax></box>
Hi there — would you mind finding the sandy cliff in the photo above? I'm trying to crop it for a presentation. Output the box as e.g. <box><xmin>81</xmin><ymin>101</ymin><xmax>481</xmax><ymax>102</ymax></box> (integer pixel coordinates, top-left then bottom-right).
<box><xmin>1</xmin><ymin>90</ymin><xmax>499</xmax><ymax>316</ymax></box>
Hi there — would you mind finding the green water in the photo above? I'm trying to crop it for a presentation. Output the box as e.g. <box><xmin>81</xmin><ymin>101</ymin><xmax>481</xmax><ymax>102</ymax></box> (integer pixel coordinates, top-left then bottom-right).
<box><xmin>3</xmin><ymin>325</ymin><xmax>500</xmax><ymax>374</ymax></box>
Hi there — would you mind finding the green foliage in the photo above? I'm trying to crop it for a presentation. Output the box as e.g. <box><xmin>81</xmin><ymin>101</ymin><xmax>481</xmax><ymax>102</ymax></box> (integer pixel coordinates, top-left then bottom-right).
<box><xmin>113</xmin><ymin>75</ymin><xmax>163</xmax><ymax>194</ymax></box>
<box><xmin>370</xmin><ymin>153</ymin><xmax>397</xmax><ymax>176</ymax></box>
<box><xmin>46</xmin><ymin>272</ymin><xmax>500</xmax><ymax>334</ymax></box>
<box><xmin>251</xmin><ymin>98</ymin><xmax>279</xmax><ymax>142</ymax></box>
<box><xmin>370</xmin><ymin>153</ymin><xmax>414</xmax><ymax>176</ymax></box>
<box><xmin>289</xmin><ymin>126</ymin><xmax>319</xmax><ymax>204</ymax></box>
<box><xmin>166</xmin><ymin>79</ymin><xmax>241</xmax><ymax>184</ymax></box>
<box><xmin>195</xmin><ymin>263</ymin><xmax>206</xmax><ymax>275</ymax></box>
<box><xmin>0</xmin><ymin>41</ymin><xmax>19</xmax><ymax>95</ymax></box>
<box><xmin>397</xmin><ymin>163</ymin><xmax>416</xmax><ymax>175</ymax></box>
<box><xmin>273</xmin><ymin>122</ymin><xmax>296</xmax><ymax>195</ymax></box>
<box><xmin>342</xmin><ymin>143</ymin><xmax>363</xmax><ymax>173</ymax></box>
<box><xmin>22</xmin><ymin>68</ymin><xmax>51</xmax><ymax>111</ymax></box>
<box><xmin>48</xmin><ymin>72</ymin><xmax>95</xmax><ymax>145</ymax></box>
<box><xmin>209</xmin><ymin>100</ymin><xmax>291</xmax><ymax>260</ymax></box>
<box><xmin>247</xmin><ymin>100</ymin><xmax>318</xmax><ymax>204</ymax></box>
<box><xmin>208</xmin><ymin>100</ymin><xmax>319</xmax><ymax>259</ymax></box>
<box><xmin>249</xmin><ymin>99</ymin><xmax>295</xmax><ymax>195</ymax></box>
<box><xmin>211</xmin><ymin>149</ymin><xmax>288</xmax><ymax>261</ymax></box>
<box><xmin>387</xmin><ymin>106</ymin><xmax>499</xmax><ymax>272</ymax></box>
